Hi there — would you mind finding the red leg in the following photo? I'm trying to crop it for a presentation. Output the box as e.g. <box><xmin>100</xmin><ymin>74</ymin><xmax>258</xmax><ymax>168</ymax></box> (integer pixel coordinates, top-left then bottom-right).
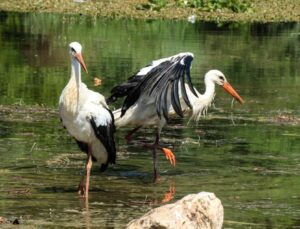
<box><xmin>143</xmin><ymin>131</ymin><xmax>176</xmax><ymax>182</ymax></box>
<box><xmin>78</xmin><ymin>174</ymin><xmax>85</xmax><ymax>195</ymax></box>
<box><xmin>152</xmin><ymin>132</ymin><xmax>160</xmax><ymax>183</ymax></box>
<box><xmin>125</xmin><ymin>125</ymin><xmax>142</xmax><ymax>142</ymax></box>
<box><xmin>77</xmin><ymin>147</ymin><xmax>93</xmax><ymax>197</ymax></box>
<box><xmin>85</xmin><ymin>150</ymin><xmax>93</xmax><ymax>198</ymax></box>
<box><xmin>152</xmin><ymin>147</ymin><xmax>159</xmax><ymax>183</ymax></box>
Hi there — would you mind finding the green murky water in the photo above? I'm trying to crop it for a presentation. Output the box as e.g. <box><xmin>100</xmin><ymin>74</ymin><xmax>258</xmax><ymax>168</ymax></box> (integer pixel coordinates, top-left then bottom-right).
<box><xmin>0</xmin><ymin>12</ymin><xmax>299</xmax><ymax>228</ymax></box>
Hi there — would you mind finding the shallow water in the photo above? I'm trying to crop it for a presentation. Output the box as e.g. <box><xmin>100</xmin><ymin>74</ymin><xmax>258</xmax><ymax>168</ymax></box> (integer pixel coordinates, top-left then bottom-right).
<box><xmin>0</xmin><ymin>12</ymin><xmax>299</xmax><ymax>228</ymax></box>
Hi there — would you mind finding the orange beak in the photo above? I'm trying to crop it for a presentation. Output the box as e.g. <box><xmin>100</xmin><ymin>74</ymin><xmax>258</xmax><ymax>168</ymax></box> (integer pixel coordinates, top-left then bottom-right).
<box><xmin>222</xmin><ymin>82</ymin><xmax>244</xmax><ymax>104</ymax></box>
<box><xmin>75</xmin><ymin>53</ymin><xmax>88</xmax><ymax>74</ymax></box>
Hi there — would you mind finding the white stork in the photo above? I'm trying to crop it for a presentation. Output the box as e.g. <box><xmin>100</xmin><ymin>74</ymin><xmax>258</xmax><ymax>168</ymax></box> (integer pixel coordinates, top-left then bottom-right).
<box><xmin>106</xmin><ymin>52</ymin><xmax>244</xmax><ymax>182</ymax></box>
<box><xmin>59</xmin><ymin>42</ymin><xmax>116</xmax><ymax>197</ymax></box>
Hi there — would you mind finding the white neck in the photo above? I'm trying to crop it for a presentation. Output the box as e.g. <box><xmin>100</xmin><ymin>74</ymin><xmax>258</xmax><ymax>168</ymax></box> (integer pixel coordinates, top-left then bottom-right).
<box><xmin>69</xmin><ymin>57</ymin><xmax>81</xmax><ymax>110</ymax></box>
<box><xmin>189</xmin><ymin>75</ymin><xmax>216</xmax><ymax>122</ymax></box>
<box><xmin>203</xmin><ymin>77</ymin><xmax>216</xmax><ymax>102</ymax></box>
<box><xmin>70</xmin><ymin>57</ymin><xmax>81</xmax><ymax>86</ymax></box>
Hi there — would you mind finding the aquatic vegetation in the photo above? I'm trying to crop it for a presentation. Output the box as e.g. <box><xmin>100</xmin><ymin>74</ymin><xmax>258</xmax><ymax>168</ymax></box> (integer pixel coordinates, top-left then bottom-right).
<box><xmin>176</xmin><ymin>0</ymin><xmax>252</xmax><ymax>13</ymax></box>
<box><xmin>0</xmin><ymin>0</ymin><xmax>299</xmax><ymax>22</ymax></box>
<box><xmin>138</xmin><ymin>0</ymin><xmax>167</xmax><ymax>11</ymax></box>
<box><xmin>140</xmin><ymin>0</ymin><xmax>252</xmax><ymax>13</ymax></box>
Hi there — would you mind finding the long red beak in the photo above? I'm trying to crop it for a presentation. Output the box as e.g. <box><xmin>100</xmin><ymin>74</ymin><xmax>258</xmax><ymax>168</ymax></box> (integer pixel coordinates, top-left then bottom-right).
<box><xmin>75</xmin><ymin>53</ymin><xmax>88</xmax><ymax>73</ymax></box>
<box><xmin>222</xmin><ymin>82</ymin><xmax>244</xmax><ymax>104</ymax></box>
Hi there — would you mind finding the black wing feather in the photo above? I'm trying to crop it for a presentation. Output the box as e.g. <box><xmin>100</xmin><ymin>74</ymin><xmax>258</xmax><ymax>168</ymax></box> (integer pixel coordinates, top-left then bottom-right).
<box><xmin>121</xmin><ymin>87</ymin><xmax>141</xmax><ymax>117</ymax></box>
<box><xmin>155</xmin><ymin>83</ymin><xmax>164</xmax><ymax>119</ymax></box>
<box><xmin>162</xmin><ymin>83</ymin><xmax>170</xmax><ymax>122</ymax></box>
<box><xmin>119</xmin><ymin>64</ymin><xmax>169</xmax><ymax>117</ymax></box>
<box><xmin>184</xmin><ymin>56</ymin><xmax>198</xmax><ymax>97</ymax></box>
<box><xmin>179</xmin><ymin>74</ymin><xmax>192</xmax><ymax>109</ymax></box>
<box><xmin>106</xmin><ymin>71</ymin><xmax>144</xmax><ymax>105</ymax></box>
<box><xmin>90</xmin><ymin>110</ymin><xmax>116</xmax><ymax>171</ymax></box>
<box><xmin>107</xmin><ymin>53</ymin><xmax>197</xmax><ymax>121</ymax></box>
<box><xmin>171</xmin><ymin>76</ymin><xmax>183</xmax><ymax>118</ymax></box>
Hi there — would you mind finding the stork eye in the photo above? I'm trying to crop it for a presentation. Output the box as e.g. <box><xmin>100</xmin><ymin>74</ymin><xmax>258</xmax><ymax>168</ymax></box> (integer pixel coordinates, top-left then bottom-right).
<box><xmin>219</xmin><ymin>76</ymin><xmax>224</xmax><ymax>81</ymax></box>
<box><xmin>71</xmin><ymin>47</ymin><xmax>76</xmax><ymax>53</ymax></box>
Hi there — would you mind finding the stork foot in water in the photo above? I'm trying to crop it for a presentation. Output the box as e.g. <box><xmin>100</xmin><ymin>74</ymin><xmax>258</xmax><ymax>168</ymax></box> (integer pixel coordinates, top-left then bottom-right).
<box><xmin>125</xmin><ymin>126</ymin><xmax>175</xmax><ymax>166</ymax></box>
<box><xmin>143</xmin><ymin>133</ymin><xmax>176</xmax><ymax>182</ymax></box>
<box><xmin>161</xmin><ymin>148</ymin><xmax>176</xmax><ymax>167</ymax></box>
<box><xmin>150</xmin><ymin>146</ymin><xmax>176</xmax><ymax>182</ymax></box>
<box><xmin>143</xmin><ymin>145</ymin><xmax>176</xmax><ymax>167</ymax></box>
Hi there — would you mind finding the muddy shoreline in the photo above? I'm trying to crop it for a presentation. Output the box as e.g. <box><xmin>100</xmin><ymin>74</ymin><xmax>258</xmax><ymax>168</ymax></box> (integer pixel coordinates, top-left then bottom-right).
<box><xmin>1</xmin><ymin>105</ymin><xmax>299</xmax><ymax>126</ymax></box>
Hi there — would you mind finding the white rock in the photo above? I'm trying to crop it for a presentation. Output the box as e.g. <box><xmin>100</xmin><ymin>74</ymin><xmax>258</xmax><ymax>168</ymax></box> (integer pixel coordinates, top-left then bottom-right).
<box><xmin>127</xmin><ymin>192</ymin><xmax>223</xmax><ymax>229</ymax></box>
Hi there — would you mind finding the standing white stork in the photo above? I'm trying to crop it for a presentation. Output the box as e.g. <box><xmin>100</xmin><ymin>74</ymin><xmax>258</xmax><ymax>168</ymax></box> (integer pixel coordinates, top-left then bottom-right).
<box><xmin>59</xmin><ymin>42</ymin><xmax>116</xmax><ymax>197</ymax></box>
<box><xmin>106</xmin><ymin>52</ymin><xmax>244</xmax><ymax>182</ymax></box>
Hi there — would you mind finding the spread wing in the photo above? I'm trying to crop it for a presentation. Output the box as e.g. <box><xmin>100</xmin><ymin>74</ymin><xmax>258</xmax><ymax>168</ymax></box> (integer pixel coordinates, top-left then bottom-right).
<box><xmin>106</xmin><ymin>52</ymin><xmax>198</xmax><ymax>121</ymax></box>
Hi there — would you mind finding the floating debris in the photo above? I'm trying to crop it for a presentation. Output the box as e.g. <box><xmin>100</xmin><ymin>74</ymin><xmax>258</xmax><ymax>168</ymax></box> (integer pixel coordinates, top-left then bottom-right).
<box><xmin>8</xmin><ymin>188</ymin><xmax>32</xmax><ymax>196</ymax></box>
<box><xmin>187</xmin><ymin>15</ymin><xmax>196</xmax><ymax>23</ymax></box>
<box><xmin>73</xmin><ymin>0</ymin><xmax>86</xmax><ymax>3</ymax></box>
<box><xmin>0</xmin><ymin>216</ymin><xmax>20</xmax><ymax>225</ymax></box>
<box><xmin>0</xmin><ymin>217</ymin><xmax>7</xmax><ymax>224</ymax></box>
<box><xmin>12</xmin><ymin>219</ymin><xmax>20</xmax><ymax>225</ymax></box>
<box><xmin>94</xmin><ymin>77</ymin><xmax>102</xmax><ymax>86</ymax></box>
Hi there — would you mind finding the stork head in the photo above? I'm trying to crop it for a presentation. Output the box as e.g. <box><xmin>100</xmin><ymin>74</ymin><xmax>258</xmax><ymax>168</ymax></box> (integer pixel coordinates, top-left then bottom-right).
<box><xmin>69</xmin><ymin>42</ymin><xmax>88</xmax><ymax>73</ymax></box>
<box><xmin>205</xmin><ymin>70</ymin><xmax>244</xmax><ymax>104</ymax></box>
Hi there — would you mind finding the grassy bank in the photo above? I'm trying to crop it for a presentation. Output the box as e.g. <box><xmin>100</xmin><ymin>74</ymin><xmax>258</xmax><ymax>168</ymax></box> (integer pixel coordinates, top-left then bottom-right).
<box><xmin>0</xmin><ymin>0</ymin><xmax>299</xmax><ymax>22</ymax></box>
